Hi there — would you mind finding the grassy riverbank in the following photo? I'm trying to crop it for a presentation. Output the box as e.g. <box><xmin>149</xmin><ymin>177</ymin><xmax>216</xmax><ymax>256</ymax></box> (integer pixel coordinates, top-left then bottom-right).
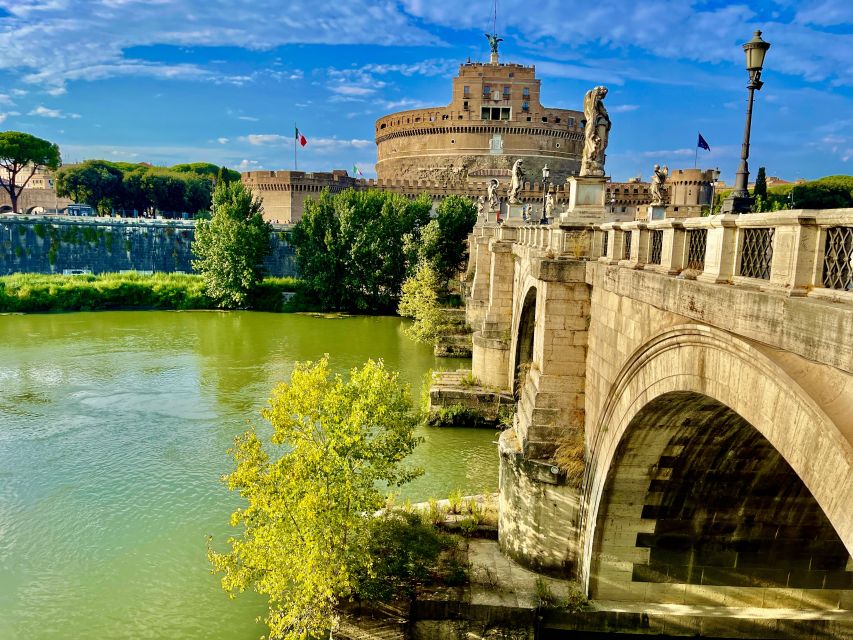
<box><xmin>0</xmin><ymin>272</ymin><xmax>301</xmax><ymax>313</ymax></box>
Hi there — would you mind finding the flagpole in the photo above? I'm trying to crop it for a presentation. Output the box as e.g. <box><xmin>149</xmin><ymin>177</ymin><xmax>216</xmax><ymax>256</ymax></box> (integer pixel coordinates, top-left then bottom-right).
<box><xmin>294</xmin><ymin>122</ymin><xmax>298</xmax><ymax>171</ymax></box>
<box><xmin>695</xmin><ymin>132</ymin><xmax>698</xmax><ymax>169</ymax></box>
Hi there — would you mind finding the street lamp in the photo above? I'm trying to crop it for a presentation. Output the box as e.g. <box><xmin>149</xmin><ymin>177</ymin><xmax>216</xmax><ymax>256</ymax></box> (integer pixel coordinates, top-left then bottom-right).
<box><xmin>540</xmin><ymin>164</ymin><xmax>550</xmax><ymax>224</ymax></box>
<box><xmin>722</xmin><ymin>30</ymin><xmax>770</xmax><ymax>214</ymax></box>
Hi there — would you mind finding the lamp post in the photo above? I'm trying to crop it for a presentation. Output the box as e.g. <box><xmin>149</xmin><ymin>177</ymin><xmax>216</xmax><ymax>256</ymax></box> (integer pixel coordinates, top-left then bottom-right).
<box><xmin>722</xmin><ymin>30</ymin><xmax>770</xmax><ymax>214</ymax></box>
<box><xmin>540</xmin><ymin>164</ymin><xmax>550</xmax><ymax>224</ymax></box>
<box><xmin>710</xmin><ymin>168</ymin><xmax>721</xmax><ymax>215</ymax></box>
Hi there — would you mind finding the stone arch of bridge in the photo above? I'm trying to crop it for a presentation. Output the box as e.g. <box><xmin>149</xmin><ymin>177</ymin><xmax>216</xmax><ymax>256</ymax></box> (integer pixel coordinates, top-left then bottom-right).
<box><xmin>580</xmin><ymin>324</ymin><xmax>853</xmax><ymax>597</ymax></box>
<box><xmin>24</xmin><ymin>206</ymin><xmax>43</xmax><ymax>215</ymax></box>
<box><xmin>509</xmin><ymin>283</ymin><xmax>538</xmax><ymax>398</ymax></box>
<box><xmin>0</xmin><ymin>205</ymin><xmax>12</xmax><ymax>214</ymax></box>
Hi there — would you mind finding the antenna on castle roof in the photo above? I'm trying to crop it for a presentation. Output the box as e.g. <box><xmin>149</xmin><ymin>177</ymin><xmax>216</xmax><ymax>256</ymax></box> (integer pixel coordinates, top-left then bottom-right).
<box><xmin>485</xmin><ymin>0</ymin><xmax>502</xmax><ymax>63</ymax></box>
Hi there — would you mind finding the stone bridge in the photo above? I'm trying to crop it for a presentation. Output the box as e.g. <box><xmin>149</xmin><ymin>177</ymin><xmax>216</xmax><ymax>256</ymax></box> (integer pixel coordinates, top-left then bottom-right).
<box><xmin>0</xmin><ymin>187</ymin><xmax>73</xmax><ymax>214</ymax></box>
<box><xmin>459</xmin><ymin>209</ymin><xmax>853</xmax><ymax>636</ymax></box>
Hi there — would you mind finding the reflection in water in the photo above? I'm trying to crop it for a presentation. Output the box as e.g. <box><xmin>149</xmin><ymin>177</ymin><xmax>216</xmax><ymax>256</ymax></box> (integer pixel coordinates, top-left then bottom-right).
<box><xmin>0</xmin><ymin>311</ymin><xmax>498</xmax><ymax>639</ymax></box>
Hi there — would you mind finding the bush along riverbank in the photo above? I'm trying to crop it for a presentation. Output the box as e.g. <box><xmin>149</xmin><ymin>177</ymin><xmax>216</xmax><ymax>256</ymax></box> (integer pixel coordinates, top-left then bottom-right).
<box><xmin>0</xmin><ymin>272</ymin><xmax>301</xmax><ymax>313</ymax></box>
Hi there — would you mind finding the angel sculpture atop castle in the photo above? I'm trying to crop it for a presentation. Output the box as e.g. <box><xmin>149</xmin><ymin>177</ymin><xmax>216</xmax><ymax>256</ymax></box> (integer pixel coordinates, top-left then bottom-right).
<box><xmin>650</xmin><ymin>164</ymin><xmax>669</xmax><ymax>205</ymax></box>
<box><xmin>580</xmin><ymin>86</ymin><xmax>611</xmax><ymax>176</ymax></box>
<box><xmin>485</xmin><ymin>33</ymin><xmax>503</xmax><ymax>55</ymax></box>
<box><xmin>507</xmin><ymin>159</ymin><xmax>524</xmax><ymax>204</ymax></box>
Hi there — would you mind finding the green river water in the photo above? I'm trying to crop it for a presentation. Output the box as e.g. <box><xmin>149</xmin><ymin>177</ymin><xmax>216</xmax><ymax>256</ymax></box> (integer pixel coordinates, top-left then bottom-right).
<box><xmin>0</xmin><ymin>311</ymin><xmax>499</xmax><ymax>639</ymax></box>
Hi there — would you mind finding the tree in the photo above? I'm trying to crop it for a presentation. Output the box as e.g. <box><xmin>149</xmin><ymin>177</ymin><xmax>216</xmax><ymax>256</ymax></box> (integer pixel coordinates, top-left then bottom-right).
<box><xmin>753</xmin><ymin>166</ymin><xmax>767</xmax><ymax>201</ymax></box>
<box><xmin>208</xmin><ymin>357</ymin><xmax>421</xmax><ymax>640</ymax></box>
<box><xmin>55</xmin><ymin>160</ymin><xmax>123</xmax><ymax>215</ymax></box>
<box><xmin>419</xmin><ymin>195</ymin><xmax>478</xmax><ymax>283</ymax></box>
<box><xmin>192</xmin><ymin>180</ymin><xmax>271</xmax><ymax>308</ymax></box>
<box><xmin>0</xmin><ymin>131</ymin><xmax>61</xmax><ymax>213</ymax></box>
<box><xmin>292</xmin><ymin>188</ymin><xmax>431</xmax><ymax>311</ymax></box>
<box><xmin>398</xmin><ymin>261</ymin><xmax>446</xmax><ymax>344</ymax></box>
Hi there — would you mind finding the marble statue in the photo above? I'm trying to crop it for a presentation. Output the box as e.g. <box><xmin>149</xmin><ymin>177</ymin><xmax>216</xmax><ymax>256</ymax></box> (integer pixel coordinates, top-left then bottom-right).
<box><xmin>485</xmin><ymin>33</ymin><xmax>503</xmax><ymax>55</ymax></box>
<box><xmin>487</xmin><ymin>178</ymin><xmax>500</xmax><ymax>211</ymax></box>
<box><xmin>476</xmin><ymin>195</ymin><xmax>487</xmax><ymax>221</ymax></box>
<box><xmin>580</xmin><ymin>86</ymin><xmax>611</xmax><ymax>176</ymax></box>
<box><xmin>545</xmin><ymin>190</ymin><xmax>555</xmax><ymax>218</ymax></box>
<box><xmin>650</xmin><ymin>164</ymin><xmax>669</xmax><ymax>205</ymax></box>
<box><xmin>507</xmin><ymin>159</ymin><xmax>524</xmax><ymax>204</ymax></box>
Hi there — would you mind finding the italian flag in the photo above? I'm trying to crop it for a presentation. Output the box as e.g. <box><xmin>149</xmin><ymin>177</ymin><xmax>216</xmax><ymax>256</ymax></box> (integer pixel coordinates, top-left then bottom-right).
<box><xmin>353</xmin><ymin>164</ymin><xmax>364</xmax><ymax>178</ymax></box>
<box><xmin>295</xmin><ymin>127</ymin><xmax>307</xmax><ymax>147</ymax></box>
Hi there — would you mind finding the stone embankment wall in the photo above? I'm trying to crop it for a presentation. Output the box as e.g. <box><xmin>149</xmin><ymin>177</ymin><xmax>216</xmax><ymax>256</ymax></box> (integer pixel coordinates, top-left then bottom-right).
<box><xmin>0</xmin><ymin>215</ymin><xmax>297</xmax><ymax>277</ymax></box>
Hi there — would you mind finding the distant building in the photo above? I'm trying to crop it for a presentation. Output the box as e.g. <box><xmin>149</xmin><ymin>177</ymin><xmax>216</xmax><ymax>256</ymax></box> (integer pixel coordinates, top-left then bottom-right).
<box><xmin>374</xmin><ymin>46</ymin><xmax>584</xmax><ymax>187</ymax></box>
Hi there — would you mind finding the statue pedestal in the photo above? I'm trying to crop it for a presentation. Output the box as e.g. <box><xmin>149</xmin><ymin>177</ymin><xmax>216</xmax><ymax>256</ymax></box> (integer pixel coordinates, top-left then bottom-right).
<box><xmin>560</xmin><ymin>175</ymin><xmax>608</xmax><ymax>224</ymax></box>
<box><xmin>504</xmin><ymin>203</ymin><xmax>526</xmax><ymax>225</ymax></box>
<box><xmin>647</xmin><ymin>205</ymin><xmax>666</xmax><ymax>221</ymax></box>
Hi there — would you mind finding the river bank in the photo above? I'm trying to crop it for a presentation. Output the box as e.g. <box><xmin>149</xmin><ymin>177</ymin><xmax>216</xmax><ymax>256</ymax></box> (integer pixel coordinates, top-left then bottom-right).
<box><xmin>0</xmin><ymin>272</ymin><xmax>300</xmax><ymax>313</ymax></box>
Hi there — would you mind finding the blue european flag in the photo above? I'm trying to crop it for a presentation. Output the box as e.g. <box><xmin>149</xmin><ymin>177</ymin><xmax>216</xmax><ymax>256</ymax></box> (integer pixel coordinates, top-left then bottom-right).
<box><xmin>697</xmin><ymin>133</ymin><xmax>711</xmax><ymax>151</ymax></box>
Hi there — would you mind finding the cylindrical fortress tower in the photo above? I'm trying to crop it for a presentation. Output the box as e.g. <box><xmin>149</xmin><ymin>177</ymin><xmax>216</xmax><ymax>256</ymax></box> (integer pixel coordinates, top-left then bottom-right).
<box><xmin>375</xmin><ymin>53</ymin><xmax>584</xmax><ymax>186</ymax></box>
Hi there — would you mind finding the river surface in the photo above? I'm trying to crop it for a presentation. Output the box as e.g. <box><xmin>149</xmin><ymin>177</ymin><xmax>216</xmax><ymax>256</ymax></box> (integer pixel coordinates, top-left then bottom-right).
<box><xmin>0</xmin><ymin>311</ymin><xmax>498</xmax><ymax>639</ymax></box>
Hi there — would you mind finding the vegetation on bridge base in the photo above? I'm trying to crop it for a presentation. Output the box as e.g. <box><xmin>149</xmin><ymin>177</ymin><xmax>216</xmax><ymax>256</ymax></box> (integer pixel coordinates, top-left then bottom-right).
<box><xmin>0</xmin><ymin>272</ymin><xmax>299</xmax><ymax>313</ymax></box>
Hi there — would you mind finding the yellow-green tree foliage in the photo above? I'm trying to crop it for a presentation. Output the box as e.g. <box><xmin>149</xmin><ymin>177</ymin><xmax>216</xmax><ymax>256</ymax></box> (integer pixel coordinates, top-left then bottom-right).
<box><xmin>209</xmin><ymin>357</ymin><xmax>421</xmax><ymax>640</ymax></box>
<box><xmin>398</xmin><ymin>261</ymin><xmax>445</xmax><ymax>344</ymax></box>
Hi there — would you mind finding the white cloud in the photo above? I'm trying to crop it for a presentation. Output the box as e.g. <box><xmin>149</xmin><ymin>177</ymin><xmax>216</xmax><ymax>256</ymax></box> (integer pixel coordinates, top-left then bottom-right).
<box><xmin>217</xmin><ymin>137</ymin><xmax>229</xmax><ymax>144</ymax></box>
<box><xmin>244</xmin><ymin>134</ymin><xmax>289</xmax><ymax>146</ymax></box>
<box><xmin>0</xmin><ymin>0</ymin><xmax>441</xmax><ymax>91</ymax></box>
<box><xmin>237</xmin><ymin>115</ymin><xmax>259</xmax><ymax>122</ymax></box>
<box><xmin>0</xmin><ymin>111</ymin><xmax>20</xmax><ymax>123</ymax></box>
<box><xmin>237</xmin><ymin>159</ymin><xmax>261</xmax><ymax>171</ymax></box>
<box><xmin>28</xmin><ymin>105</ymin><xmax>81</xmax><ymax>119</ymax></box>
<box><xmin>608</xmin><ymin>104</ymin><xmax>639</xmax><ymax>114</ymax></box>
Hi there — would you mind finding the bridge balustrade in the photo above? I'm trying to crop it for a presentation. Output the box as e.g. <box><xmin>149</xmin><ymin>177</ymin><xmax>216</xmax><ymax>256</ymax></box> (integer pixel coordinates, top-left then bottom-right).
<box><xmin>594</xmin><ymin>210</ymin><xmax>853</xmax><ymax>300</ymax></box>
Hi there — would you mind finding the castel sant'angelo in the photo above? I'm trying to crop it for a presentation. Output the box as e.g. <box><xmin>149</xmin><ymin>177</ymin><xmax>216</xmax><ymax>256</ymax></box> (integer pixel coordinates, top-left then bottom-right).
<box><xmin>242</xmin><ymin>37</ymin><xmax>713</xmax><ymax>223</ymax></box>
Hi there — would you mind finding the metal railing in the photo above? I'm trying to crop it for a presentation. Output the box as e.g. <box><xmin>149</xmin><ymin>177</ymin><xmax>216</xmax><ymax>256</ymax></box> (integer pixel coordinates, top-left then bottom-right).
<box><xmin>823</xmin><ymin>226</ymin><xmax>853</xmax><ymax>291</ymax></box>
<box><xmin>739</xmin><ymin>227</ymin><xmax>774</xmax><ymax>280</ymax></box>
<box><xmin>623</xmin><ymin>231</ymin><xmax>632</xmax><ymax>260</ymax></box>
<box><xmin>649</xmin><ymin>230</ymin><xmax>663</xmax><ymax>265</ymax></box>
<box><xmin>686</xmin><ymin>229</ymin><xmax>707</xmax><ymax>271</ymax></box>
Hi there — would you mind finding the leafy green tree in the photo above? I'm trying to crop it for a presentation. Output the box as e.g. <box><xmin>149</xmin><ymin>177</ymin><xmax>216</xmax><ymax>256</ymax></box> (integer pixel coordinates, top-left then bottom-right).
<box><xmin>172</xmin><ymin>162</ymin><xmax>240</xmax><ymax>183</ymax></box>
<box><xmin>753</xmin><ymin>166</ymin><xmax>767</xmax><ymax>201</ymax></box>
<box><xmin>183</xmin><ymin>174</ymin><xmax>213</xmax><ymax>215</ymax></box>
<box><xmin>192</xmin><ymin>180</ymin><xmax>271</xmax><ymax>308</ymax></box>
<box><xmin>119</xmin><ymin>168</ymin><xmax>151</xmax><ymax>215</ymax></box>
<box><xmin>142</xmin><ymin>171</ymin><xmax>187</xmax><ymax>216</ymax></box>
<box><xmin>208</xmin><ymin>357</ymin><xmax>421</xmax><ymax>640</ymax></box>
<box><xmin>55</xmin><ymin>160</ymin><xmax>123</xmax><ymax>215</ymax></box>
<box><xmin>789</xmin><ymin>175</ymin><xmax>853</xmax><ymax>209</ymax></box>
<box><xmin>419</xmin><ymin>195</ymin><xmax>478</xmax><ymax>283</ymax></box>
<box><xmin>292</xmin><ymin>188</ymin><xmax>431</xmax><ymax>311</ymax></box>
<box><xmin>0</xmin><ymin>131</ymin><xmax>61</xmax><ymax>213</ymax></box>
<box><xmin>398</xmin><ymin>261</ymin><xmax>446</xmax><ymax>344</ymax></box>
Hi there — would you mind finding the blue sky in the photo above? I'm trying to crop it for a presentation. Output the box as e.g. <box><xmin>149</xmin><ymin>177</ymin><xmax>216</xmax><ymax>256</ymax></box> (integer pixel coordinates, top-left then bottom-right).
<box><xmin>0</xmin><ymin>0</ymin><xmax>851</xmax><ymax>182</ymax></box>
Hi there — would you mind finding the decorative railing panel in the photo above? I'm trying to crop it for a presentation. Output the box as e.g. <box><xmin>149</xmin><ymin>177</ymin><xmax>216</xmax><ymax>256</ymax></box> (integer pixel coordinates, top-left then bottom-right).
<box><xmin>686</xmin><ymin>229</ymin><xmax>707</xmax><ymax>271</ymax></box>
<box><xmin>623</xmin><ymin>232</ymin><xmax>632</xmax><ymax>261</ymax></box>
<box><xmin>739</xmin><ymin>227</ymin><xmax>774</xmax><ymax>280</ymax></box>
<box><xmin>602</xmin><ymin>230</ymin><xmax>609</xmax><ymax>259</ymax></box>
<box><xmin>822</xmin><ymin>226</ymin><xmax>853</xmax><ymax>291</ymax></box>
<box><xmin>649</xmin><ymin>230</ymin><xmax>663</xmax><ymax>265</ymax></box>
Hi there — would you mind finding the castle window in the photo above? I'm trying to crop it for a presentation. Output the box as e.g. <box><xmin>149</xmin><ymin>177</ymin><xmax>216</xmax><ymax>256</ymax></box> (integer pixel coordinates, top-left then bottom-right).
<box><xmin>568</xmin><ymin>117</ymin><xmax>575</xmax><ymax>127</ymax></box>
<box><xmin>380</xmin><ymin>123</ymin><xmax>386</xmax><ymax>129</ymax></box>
<box><xmin>541</xmin><ymin>116</ymin><xmax>548</xmax><ymax>123</ymax></box>
<box><xmin>483</xmin><ymin>84</ymin><xmax>491</xmax><ymax>97</ymax></box>
<box><xmin>463</xmin><ymin>85</ymin><xmax>470</xmax><ymax>97</ymax></box>
<box><xmin>415</xmin><ymin>117</ymin><xmax>421</xmax><ymax>122</ymax></box>
<box><xmin>555</xmin><ymin>142</ymin><xmax>560</xmax><ymax>148</ymax></box>
<box><xmin>522</xmin><ymin>101</ymin><xmax>529</xmax><ymax>112</ymax></box>
<box><xmin>555</xmin><ymin>117</ymin><xmax>561</xmax><ymax>123</ymax></box>
<box><xmin>509</xmin><ymin>72</ymin><xmax>514</xmax><ymax>78</ymax></box>
<box><xmin>463</xmin><ymin>100</ymin><xmax>469</xmax><ymax>111</ymax></box>
<box><xmin>523</xmin><ymin>87</ymin><xmax>530</xmax><ymax>97</ymax></box>
<box><xmin>503</xmin><ymin>85</ymin><xmax>510</xmax><ymax>98</ymax></box>
<box><xmin>526</xmin><ymin>116</ymin><xmax>531</xmax><ymax>121</ymax></box>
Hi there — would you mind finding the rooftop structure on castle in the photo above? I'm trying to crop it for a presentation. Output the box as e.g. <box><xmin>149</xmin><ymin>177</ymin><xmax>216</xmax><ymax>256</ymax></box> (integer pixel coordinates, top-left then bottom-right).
<box><xmin>374</xmin><ymin>36</ymin><xmax>584</xmax><ymax>187</ymax></box>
